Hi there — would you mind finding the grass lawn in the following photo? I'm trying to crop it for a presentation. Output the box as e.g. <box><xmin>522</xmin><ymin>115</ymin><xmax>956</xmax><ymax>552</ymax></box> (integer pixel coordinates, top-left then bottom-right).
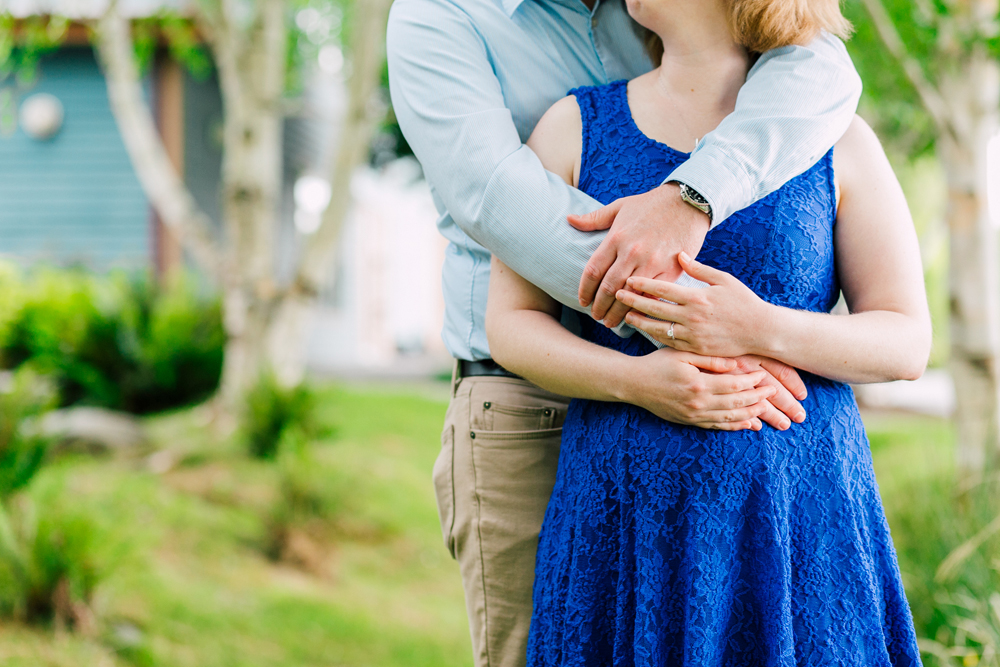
<box><xmin>0</xmin><ymin>384</ymin><xmax>471</xmax><ymax>667</ymax></box>
<box><xmin>0</xmin><ymin>386</ymin><xmax>992</xmax><ymax>666</ymax></box>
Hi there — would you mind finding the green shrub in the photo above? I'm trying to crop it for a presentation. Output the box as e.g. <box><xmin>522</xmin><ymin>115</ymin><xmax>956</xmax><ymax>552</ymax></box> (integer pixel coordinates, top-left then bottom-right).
<box><xmin>920</xmin><ymin>584</ymin><xmax>1000</xmax><ymax>667</ymax></box>
<box><xmin>887</xmin><ymin>474</ymin><xmax>1000</xmax><ymax>666</ymax></box>
<box><xmin>0</xmin><ymin>491</ymin><xmax>105</xmax><ymax>628</ymax></box>
<box><xmin>242</xmin><ymin>374</ymin><xmax>319</xmax><ymax>460</ymax></box>
<box><xmin>265</xmin><ymin>431</ymin><xmax>335</xmax><ymax>561</ymax></box>
<box><xmin>0</xmin><ymin>367</ymin><xmax>56</xmax><ymax>498</ymax></box>
<box><xmin>0</xmin><ymin>265</ymin><xmax>224</xmax><ymax>414</ymax></box>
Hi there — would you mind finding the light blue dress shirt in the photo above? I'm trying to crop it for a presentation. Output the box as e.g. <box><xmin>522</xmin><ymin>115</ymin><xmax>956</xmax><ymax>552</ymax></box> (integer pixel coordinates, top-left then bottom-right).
<box><xmin>387</xmin><ymin>0</ymin><xmax>862</xmax><ymax>362</ymax></box>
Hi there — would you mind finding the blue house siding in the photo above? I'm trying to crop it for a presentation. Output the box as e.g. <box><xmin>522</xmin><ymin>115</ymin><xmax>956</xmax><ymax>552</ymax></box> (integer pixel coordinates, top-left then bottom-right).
<box><xmin>184</xmin><ymin>71</ymin><xmax>224</xmax><ymax>229</ymax></box>
<box><xmin>0</xmin><ymin>48</ymin><xmax>149</xmax><ymax>268</ymax></box>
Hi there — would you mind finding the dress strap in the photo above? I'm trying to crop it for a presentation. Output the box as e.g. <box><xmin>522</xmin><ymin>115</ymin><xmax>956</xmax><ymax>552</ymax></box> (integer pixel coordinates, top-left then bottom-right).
<box><xmin>568</xmin><ymin>81</ymin><xmax>629</xmax><ymax>195</ymax></box>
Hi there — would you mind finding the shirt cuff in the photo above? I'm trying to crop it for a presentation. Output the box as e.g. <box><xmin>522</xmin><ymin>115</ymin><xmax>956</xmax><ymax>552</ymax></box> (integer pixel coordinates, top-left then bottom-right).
<box><xmin>667</xmin><ymin>146</ymin><xmax>754</xmax><ymax>227</ymax></box>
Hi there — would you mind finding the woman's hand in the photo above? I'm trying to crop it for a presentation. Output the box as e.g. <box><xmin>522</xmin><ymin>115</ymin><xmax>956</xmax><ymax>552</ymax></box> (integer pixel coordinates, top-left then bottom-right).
<box><xmin>728</xmin><ymin>354</ymin><xmax>807</xmax><ymax>429</ymax></box>
<box><xmin>617</xmin><ymin>252</ymin><xmax>772</xmax><ymax>358</ymax></box>
<box><xmin>622</xmin><ymin>348</ymin><xmax>775</xmax><ymax>431</ymax></box>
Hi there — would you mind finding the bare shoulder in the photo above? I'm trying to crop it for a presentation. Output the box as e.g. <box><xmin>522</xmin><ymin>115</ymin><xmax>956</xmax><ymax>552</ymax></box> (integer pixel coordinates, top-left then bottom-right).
<box><xmin>527</xmin><ymin>95</ymin><xmax>583</xmax><ymax>186</ymax></box>
<box><xmin>532</xmin><ymin>95</ymin><xmax>583</xmax><ymax>137</ymax></box>
<box><xmin>833</xmin><ymin>115</ymin><xmax>896</xmax><ymax>194</ymax></box>
<box><xmin>834</xmin><ymin>116</ymin><xmax>889</xmax><ymax>173</ymax></box>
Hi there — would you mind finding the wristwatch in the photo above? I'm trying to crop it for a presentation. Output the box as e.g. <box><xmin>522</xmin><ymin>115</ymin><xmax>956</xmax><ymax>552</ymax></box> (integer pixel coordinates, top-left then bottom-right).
<box><xmin>674</xmin><ymin>182</ymin><xmax>713</xmax><ymax>223</ymax></box>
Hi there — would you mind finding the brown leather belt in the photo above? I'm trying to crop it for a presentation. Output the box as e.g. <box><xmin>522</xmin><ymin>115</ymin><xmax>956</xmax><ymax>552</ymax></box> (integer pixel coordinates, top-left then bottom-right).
<box><xmin>458</xmin><ymin>359</ymin><xmax>521</xmax><ymax>380</ymax></box>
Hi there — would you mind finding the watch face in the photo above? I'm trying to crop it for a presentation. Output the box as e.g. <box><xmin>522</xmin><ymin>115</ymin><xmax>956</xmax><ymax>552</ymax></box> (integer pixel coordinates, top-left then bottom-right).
<box><xmin>684</xmin><ymin>185</ymin><xmax>708</xmax><ymax>205</ymax></box>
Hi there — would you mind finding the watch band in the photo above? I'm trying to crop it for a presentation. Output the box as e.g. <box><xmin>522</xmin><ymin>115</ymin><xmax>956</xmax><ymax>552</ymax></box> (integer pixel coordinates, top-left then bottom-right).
<box><xmin>674</xmin><ymin>182</ymin><xmax>713</xmax><ymax>223</ymax></box>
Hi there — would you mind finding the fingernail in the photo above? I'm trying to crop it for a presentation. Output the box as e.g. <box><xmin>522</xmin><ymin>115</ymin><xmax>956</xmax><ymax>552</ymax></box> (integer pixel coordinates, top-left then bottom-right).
<box><xmin>616</xmin><ymin>290</ymin><xmax>626</xmax><ymax>300</ymax></box>
<box><xmin>679</xmin><ymin>251</ymin><xmax>690</xmax><ymax>262</ymax></box>
<box><xmin>794</xmin><ymin>411</ymin><xmax>806</xmax><ymax>423</ymax></box>
<box><xmin>780</xmin><ymin>419</ymin><xmax>790</xmax><ymax>430</ymax></box>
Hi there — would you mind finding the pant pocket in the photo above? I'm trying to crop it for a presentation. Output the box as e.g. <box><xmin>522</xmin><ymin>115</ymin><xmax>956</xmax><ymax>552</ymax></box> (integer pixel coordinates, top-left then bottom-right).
<box><xmin>432</xmin><ymin>425</ymin><xmax>457</xmax><ymax>558</ymax></box>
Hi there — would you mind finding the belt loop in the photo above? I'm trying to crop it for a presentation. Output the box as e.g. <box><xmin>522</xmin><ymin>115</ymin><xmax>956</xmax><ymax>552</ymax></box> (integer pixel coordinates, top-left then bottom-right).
<box><xmin>451</xmin><ymin>359</ymin><xmax>460</xmax><ymax>398</ymax></box>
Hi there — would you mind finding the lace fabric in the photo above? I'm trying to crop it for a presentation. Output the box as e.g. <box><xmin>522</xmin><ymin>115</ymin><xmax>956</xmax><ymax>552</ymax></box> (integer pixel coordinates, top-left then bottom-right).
<box><xmin>526</xmin><ymin>81</ymin><xmax>922</xmax><ymax>666</ymax></box>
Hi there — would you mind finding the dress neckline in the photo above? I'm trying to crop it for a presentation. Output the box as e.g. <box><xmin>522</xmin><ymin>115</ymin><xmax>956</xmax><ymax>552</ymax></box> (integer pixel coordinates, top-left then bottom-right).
<box><xmin>615</xmin><ymin>79</ymin><xmax>693</xmax><ymax>161</ymax></box>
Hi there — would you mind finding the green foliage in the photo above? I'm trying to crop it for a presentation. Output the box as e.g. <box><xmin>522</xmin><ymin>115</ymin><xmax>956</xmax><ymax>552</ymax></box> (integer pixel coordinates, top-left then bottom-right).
<box><xmin>866</xmin><ymin>415</ymin><xmax>1000</xmax><ymax>667</ymax></box>
<box><xmin>133</xmin><ymin>13</ymin><xmax>213</xmax><ymax>80</ymax></box>
<box><xmin>845</xmin><ymin>0</ymin><xmax>1000</xmax><ymax>157</ymax></box>
<box><xmin>0</xmin><ymin>13</ymin><xmax>70</xmax><ymax>136</ymax></box>
<box><xmin>0</xmin><ymin>14</ymin><xmax>69</xmax><ymax>87</ymax></box>
<box><xmin>0</xmin><ymin>265</ymin><xmax>224</xmax><ymax>415</ymax></box>
<box><xmin>242</xmin><ymin>374</ymin><xmax>320</xmax><ymax>460</ymax></box>
<box><xmin>0</xmin><ymin>367</ymin><xmax>56</xmax><ymax>499</ymax></box>
<box><xmin>922</xmin><ymin>585</ymin><xmax>1000</xmax><ymax>667</ymax></box>
<box><xmin>0</xmin><ymin>488</ymin><xmax>106</xmax><ymax>627</ymax></box>
<box><xmin>264</xmin><ymin>431</ymin><xmax>343</xmax><ymax>562</ymax></box>
<box><xmin>844</xmin><ymin>1</ymin><xmax>937</xmax><ymax>157</ymax></box>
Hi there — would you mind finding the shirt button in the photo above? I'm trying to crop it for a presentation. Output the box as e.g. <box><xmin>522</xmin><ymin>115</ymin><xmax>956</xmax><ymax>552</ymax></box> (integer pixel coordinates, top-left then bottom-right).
<box><xmin>591</xmin><ymin>16</ymin><xmax>598</xmax><ymax>28</ymax></box>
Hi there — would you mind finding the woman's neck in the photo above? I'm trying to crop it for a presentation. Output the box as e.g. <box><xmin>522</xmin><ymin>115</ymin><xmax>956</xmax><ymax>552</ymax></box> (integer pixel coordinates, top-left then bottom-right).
<box><xmin>626</xmin><ymin>4</ymin><xmax>750</xmax><ymax>152</ymax></box>
<box><xmin>651</xmin><ymin>4</ymin><xmax>749</xmax><ymax>106</ymax></box>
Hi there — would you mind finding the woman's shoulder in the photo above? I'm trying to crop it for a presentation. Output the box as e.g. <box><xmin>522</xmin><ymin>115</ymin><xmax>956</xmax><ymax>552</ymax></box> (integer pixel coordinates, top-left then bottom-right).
<box><xmin>833</xmin><ymin>115</ymin><xmax>889</xmax><ymax>171</ymax></box>
<box><xmin>527</xmin><ymin>95</ymin><xmax>584</xmax><ymax>186</ymax></box>
<box><xmin>833</xmin><ymin>115</ymin><xmax>894</xmax><ymax>196</ymax></box>
<box><xmin>835</xmin><ymin>115</ymin><xmax>882</xmax><ymax>157</ymax></box>
<box><xmin>527</xmin><ymin>81</ymin><xmax>630</xmax><ymax>187</ymax></box>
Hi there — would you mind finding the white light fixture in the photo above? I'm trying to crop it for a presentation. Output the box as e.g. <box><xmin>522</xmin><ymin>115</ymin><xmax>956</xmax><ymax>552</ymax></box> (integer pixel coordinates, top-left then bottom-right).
<box><xmin>294</xmin><ymin>174</ymin><xmax>332</xmax><ymax>235</ymax></box>
<box><xmin>19</xmin><ymin>93</ymin><xmax>64</xmax><ymax>140</ymax></box>
<box><xmin>989</xmin><ymin>131</ymin><xmax>1000</xmax><ymax>229</ymax></box>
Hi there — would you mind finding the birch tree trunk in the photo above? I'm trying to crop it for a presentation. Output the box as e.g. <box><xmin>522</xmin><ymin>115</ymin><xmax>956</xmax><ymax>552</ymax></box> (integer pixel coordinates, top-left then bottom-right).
<box><xmin>861</xmin><ymin>0</ymin><xmax>1000</xmax><ymax>483</ymax></box>
<box><xmin>268</xmin><ymin>0</ymin><xmax>395</xmax><ymax>388</ymax></box>
<box><xmin>94</xmin><ymin>8</ymin><xmax>222</xmax><ymax>280</ymax></box>
<box><xmin>95</xmin><ymin>0</ymin><xmax>395</xmax><ymax>410</ymax></box>
<box><xmin>939</xmin><ymin>51</ymin><xmax>1000</xmax><ymax>480</ymax></box>
<box><xmin>213</xmin><ymin>0</ymin><xmax>289</xmax><ymax>405</ymax></box>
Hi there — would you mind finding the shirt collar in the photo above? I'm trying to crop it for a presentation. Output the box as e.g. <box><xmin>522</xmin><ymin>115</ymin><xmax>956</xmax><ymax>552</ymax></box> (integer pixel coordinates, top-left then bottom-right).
<box><xmin>500</xmin><ymin>0</ymin><xmax>526</xmax><ymax>16</ymax></box>
<box><xmin>501</xmin><ymin>0</ymin><xmax>600</xmax><ymax>17</ymax></box>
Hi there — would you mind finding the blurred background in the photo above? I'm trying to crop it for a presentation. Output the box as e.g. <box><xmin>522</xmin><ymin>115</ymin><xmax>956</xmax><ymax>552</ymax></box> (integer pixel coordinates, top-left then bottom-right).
<box><xmin>0</xmin><ymin>0</ymin><xmax>995</xmax><ymax>665</ymax></box>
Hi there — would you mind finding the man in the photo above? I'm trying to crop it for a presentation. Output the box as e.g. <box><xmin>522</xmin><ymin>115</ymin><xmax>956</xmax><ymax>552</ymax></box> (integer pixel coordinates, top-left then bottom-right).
<box><xmin>387</xmin><ymin>1</ymin><xmax>861</xmax><ymax>665</ymax></box>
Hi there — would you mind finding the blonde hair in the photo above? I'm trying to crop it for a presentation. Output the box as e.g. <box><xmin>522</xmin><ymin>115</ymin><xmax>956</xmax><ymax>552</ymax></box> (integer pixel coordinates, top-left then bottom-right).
<box><xmin>645</xmin><ymin>0</ymin><xmax>853</xmax><ymax>62</ymax></box>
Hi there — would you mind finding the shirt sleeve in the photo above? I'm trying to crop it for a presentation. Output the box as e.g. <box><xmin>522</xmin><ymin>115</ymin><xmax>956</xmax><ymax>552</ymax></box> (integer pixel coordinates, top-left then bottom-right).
<box><xmin>386</xmin><ymin>0</ymin><xmax>605</xmax><ymax>315</ymax></box>
<box><xmin>668</xmin><ymin>31</ymin><xmax>862</xmax><ymax>225</ymax></box>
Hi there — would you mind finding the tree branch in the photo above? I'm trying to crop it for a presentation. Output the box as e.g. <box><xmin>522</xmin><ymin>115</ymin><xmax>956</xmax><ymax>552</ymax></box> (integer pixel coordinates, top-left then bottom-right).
<box><xmin>294</xmin><ymin>0</ymin><xmax>395</xmax><ymax>294</ymax></box>
<box><xmin>93</xmin><ymin>4</ymin><xmax>223</xmax><ymax>280</ymax></box>
<box><xmin>860</xmin><ymin>0</ymin><xmax>958</xmax><ymax>141</ymax></box>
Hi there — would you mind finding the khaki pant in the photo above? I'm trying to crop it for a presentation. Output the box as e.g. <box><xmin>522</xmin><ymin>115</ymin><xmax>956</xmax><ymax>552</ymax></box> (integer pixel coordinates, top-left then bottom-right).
<box><xmin>434</xmin><ymin>363</ymin><xmax>571</xmax><ymax>667</ymax></box>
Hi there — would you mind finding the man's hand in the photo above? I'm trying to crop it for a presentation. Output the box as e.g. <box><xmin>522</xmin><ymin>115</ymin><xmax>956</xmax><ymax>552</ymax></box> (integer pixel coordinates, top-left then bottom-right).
<box><xmin>569</xmin><ymin>182</ymin><xmax>710</xmax><ymax>328</ymax></box>
<box><xmin>623</xmin><ymin>348</ymin><xmax>776</xmax><ymax>431</ymax></box>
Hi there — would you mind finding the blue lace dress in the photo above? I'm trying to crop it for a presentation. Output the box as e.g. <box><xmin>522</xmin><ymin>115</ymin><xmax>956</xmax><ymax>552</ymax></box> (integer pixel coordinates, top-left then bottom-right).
<box><xmin>526</xmin><ymin>81</ymin><xmax>922</xmax><ymax>667</ymax></box>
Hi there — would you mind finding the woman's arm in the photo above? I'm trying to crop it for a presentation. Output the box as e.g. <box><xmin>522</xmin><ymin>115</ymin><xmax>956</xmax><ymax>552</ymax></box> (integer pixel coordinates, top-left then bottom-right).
<box><xmin>485</xmin><ymin>96</ymin><xmax>810</xmax><ymax>430</ymax></box>
<box><xmin>486</xmin><ymin>257</ymin><xmax>776</xmax><ymax>431</ymax></box>
<box><xmin>617</xmin><ymin>116</ymin><xmax>932</xmax><ymax>384</ymax></box>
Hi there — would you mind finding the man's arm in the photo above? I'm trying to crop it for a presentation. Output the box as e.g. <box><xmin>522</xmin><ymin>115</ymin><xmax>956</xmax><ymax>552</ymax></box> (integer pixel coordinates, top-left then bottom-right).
<box><xmin>389</xmin><ymin>1</ymin><xmax>860</xmax><ymax>324</ymax></box>
<box><xmin>671</xmin><ymin>33</ymin><xmax>863</xmax><ymax>223</ymax></box>
<box><xmin>387</xmin><ymin>1</ymin><xmax>604</xmax><ymax>315</ymax></box>
<box><xmin>574</xmin><ymin>32</ymin><xmax>863</xmax><ymax>325</ymax></box>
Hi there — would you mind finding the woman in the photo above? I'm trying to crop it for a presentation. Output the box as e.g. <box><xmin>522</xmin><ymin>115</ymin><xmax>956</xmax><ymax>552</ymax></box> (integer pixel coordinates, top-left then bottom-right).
<box><xmin>484</xmin><ymin>0</ymin><xmax>932</xmax><ymax>664</ymax></box>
